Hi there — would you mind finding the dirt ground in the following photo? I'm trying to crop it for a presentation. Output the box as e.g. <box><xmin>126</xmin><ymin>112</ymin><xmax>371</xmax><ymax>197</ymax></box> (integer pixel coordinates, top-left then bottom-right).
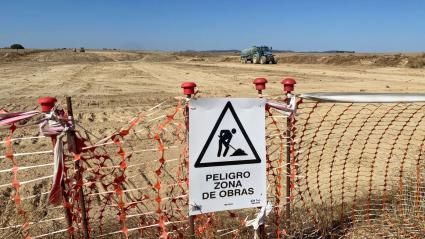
<box><xmin>2</xmin><ymin>49</ymin><xmax>424</xmax><ymax>138</ymax></box>
<box><xmin>1</xmin><ymin>50</ymin><xmax>425</xmax><ymax>101</ymax></box>
<box><xmin>1</xmin><ymin>50</ymin><xmax>425</xmax><ymax>238</ymax></box>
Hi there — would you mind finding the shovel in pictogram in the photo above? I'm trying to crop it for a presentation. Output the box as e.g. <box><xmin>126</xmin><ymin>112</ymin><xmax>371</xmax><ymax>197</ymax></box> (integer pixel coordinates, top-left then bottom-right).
<box><xmin>228</xmin><ymin>143</ymin><xmax>248</xmax><ymax>156</ymax></box>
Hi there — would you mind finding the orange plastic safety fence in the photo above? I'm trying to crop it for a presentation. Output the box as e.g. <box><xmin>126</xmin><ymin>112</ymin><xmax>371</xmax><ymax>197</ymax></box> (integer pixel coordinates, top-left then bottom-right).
<box><xmin>60</xmin><ymin>96</ymin><xmax>290</xmax><ymax>238</ymax></box>
<box><xmin>4</xmin><ymin>124</ymin><xmax>31</xmax><ymax>239</ymax></box>
<box><xmin>265</xmin><ymin>104</ymin><xmax>286</xmax><ymax>237</ymax></box>
<box><xmin>8</xmin><ymin>95</ymin><xmax>425</xmax><ymax>238</ymax></box>
<box><xmin>0</xmin><ymin>97</ymin><xmax>290</xmax><ymax>238</ymax></box>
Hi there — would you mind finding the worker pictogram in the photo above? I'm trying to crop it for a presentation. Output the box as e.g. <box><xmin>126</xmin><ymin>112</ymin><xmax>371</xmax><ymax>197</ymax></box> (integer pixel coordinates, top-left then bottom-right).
<box><xmin>189</xmin><ymin>98</ymin><xmax>266</xmax><ymax>215</ymax></box>
<box><xmin>194</xmin><ymin>101</ymin><xmax>261</xmax><ymax>168</ymax></box>
<box><xmin>217</xmin><ymin>128</ymin><xmax>247</xmax><ymax>157</ymax></box>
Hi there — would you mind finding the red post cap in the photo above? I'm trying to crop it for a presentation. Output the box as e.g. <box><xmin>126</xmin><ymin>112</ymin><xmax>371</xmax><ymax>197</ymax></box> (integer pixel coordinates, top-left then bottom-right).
<box><xmin>37</xmin><ymin>97</ymin><xmax>57</xmax><ymax>112</ymax></box>
<box><xmin>181</xmin><ymin>82</ymin><xmax>197</xmax><ymax>95</ymax></box>
<box><xmin>253</xmin><ymin>78</ymin><xmax>267</xmax><ymax>91</ymax></box>
<box><xmin>281</xmin><ymin>78</ymin><xmax>296</xmax><ymax>92</ymax></box>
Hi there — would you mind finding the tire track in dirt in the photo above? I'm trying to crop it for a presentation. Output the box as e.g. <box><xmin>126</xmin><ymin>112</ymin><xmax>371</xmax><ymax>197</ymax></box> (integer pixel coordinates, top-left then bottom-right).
<box><xmin>131</xmin><ymin>61</ymin><xmax>256</xmax><ymax>97</ymax></box>
<box><xmin>180</xmin><ymin>61</ymin><xmax>425</xmax><ymax>93</ymax></box>
<box><xmin>63</xmin><ymin>64</ymin><xmax>94</xmax><ymax>94</ymax></box>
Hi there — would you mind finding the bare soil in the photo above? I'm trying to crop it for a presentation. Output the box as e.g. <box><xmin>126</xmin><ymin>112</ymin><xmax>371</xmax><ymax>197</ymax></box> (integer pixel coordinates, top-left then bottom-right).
<box><xmin>1</xmin><ymin>49</ymin><xmax>425</xmax><ymax>238</ymax></box>
<box><xmin>2</xmin><ymin>50</ymin><xmax>425</xmax><ymax>104</ymax></box>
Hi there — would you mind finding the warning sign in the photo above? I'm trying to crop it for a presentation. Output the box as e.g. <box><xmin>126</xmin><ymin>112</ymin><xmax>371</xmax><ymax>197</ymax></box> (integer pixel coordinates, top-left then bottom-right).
<box><xmin>189</xmin><ymin>98</ymin><xmax>266</xmax><ymax>215</ymax></box>
<box><xmin>194</xmin><ymin>101</ymin><xmax>261</xmax><ymax>168</ymax></box>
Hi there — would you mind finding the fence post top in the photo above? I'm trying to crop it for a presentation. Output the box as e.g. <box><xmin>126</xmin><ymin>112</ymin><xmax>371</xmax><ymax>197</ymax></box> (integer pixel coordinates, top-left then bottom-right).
<box><xmin>37</xmin><ymin>97</ymin><xmax>57</xmax><ymax>112</ymax></box>
<box><xmin>281</xmin><ymin>78</ymin><xmax>296</xmax><ymax>93</ymax></box>
<box><xmin>253</xmin><ymin>78</ymin><xmax>267</xmax><ymax>91</ymax></box>
<box><xmin>181</xmin><ymin>82</ymin><xmax>197</xmax><ymax>95</ymax></box>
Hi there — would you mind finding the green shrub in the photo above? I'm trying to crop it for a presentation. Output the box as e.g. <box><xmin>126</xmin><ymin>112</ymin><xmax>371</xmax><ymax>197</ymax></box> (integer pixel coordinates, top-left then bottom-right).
<box><xmin>10</xmin><ymin>43</ymin><xmax>24</xmax><ymax>50</ymax></box>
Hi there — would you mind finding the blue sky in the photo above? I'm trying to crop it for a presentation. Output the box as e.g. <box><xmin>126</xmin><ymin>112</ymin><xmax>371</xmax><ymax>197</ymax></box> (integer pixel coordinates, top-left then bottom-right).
<box><xmin>1</xmin><ymin>0</ymin><xmax>424</xmax><ymax>52</ymax></box>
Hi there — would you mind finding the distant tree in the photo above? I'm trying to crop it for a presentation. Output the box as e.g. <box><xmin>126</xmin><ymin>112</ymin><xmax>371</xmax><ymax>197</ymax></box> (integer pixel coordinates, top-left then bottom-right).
<box><xmin>10</xmin><ymin>44</ymin><xmax>25</xmax><ymax>52</ymax></box>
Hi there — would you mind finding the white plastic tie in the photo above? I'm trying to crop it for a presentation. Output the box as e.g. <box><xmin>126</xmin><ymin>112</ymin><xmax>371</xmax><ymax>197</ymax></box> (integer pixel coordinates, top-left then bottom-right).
<box><xmin>245</xmin><ymin>202</ymin><xmax>272</xmax><ymax>230</ymax></box>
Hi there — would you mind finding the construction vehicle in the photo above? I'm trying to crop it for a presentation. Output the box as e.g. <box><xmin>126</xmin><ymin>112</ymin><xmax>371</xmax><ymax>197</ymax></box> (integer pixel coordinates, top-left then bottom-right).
<box><xmin>240</xmin><ymin>46</ymin><xmax>277</xmax><ymax>64</ymax></box>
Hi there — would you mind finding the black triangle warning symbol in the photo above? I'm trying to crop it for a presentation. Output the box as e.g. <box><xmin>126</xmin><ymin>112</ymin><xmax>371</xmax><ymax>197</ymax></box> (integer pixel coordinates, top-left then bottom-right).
<box><xmin>194</xmin><ymin>101</ymin><xmax>261</xmax><ymax>168</ymax></box>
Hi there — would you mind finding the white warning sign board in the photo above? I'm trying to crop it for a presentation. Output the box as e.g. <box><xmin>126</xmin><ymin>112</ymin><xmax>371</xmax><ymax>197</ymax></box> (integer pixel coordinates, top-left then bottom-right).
<box><xmin>189</xmin><ymin>98</ymin><xmax>266</xmax><ymax>215</ymax></box>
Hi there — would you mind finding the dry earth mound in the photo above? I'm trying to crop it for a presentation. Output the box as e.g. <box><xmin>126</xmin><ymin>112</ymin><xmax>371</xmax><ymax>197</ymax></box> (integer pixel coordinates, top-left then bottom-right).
<box><xmin>28</xmin><ymin>51</ymin><xmax>146</xmax><ymax>63</ymax></box>
<box><xmin>141</xmin><ymin>53</ymin><xmax>179</xmax><ymax>62</ymax></box>
<box><xmin>2</xmin><ymin>50</ymin><xmax>425</xmax><ymax>68</ymax></box>
<box><xmin>0</xmin><ymin>50</ymin><xmax>146</xmax><ymax>63</ymax></box>
<box><xmin>276</xmin><ymin>53</ymin><xmax>425</xmax><ymax>68</ymax></box>
<box><xmin>30</xmin><ymin>51</ymin><xmax>111</xmax><ymax>62</ymax></box>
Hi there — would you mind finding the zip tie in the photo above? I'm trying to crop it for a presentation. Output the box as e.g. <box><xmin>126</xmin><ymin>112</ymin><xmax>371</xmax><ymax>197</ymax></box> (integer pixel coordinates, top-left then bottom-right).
<box><xmin>148</xmin><ymin>115</ymin><xmax>167</xmax><ymax>123</ymax></box>
<box><xmin>81</xmin><ymin>141</ymin><xmax>115</xmax><ymax>150</ymax></box>
<box><xmin>0</xmin><ymin>163</ymin><xmax>53</xmax><ymax>174</ymax></box>
<box><xmin>0</xmin><ymin>216</ymin><xmax>65</xmax><ymax>230</ymax></box>
<box><xmin>0</xmin><ymin>175</ymin><xmax>53</xmax><ymax>189</ymax></box>
<box><xmin>245</xmin><ymin>202</ymin><xmax>273</xmax><ymax>230</ymax></box>
<box><xmin>84</xmin><ymin>161</ymin><xmax>148</xmax><ymax>172</ymax></box>
<box><xmin>131</xmin><ymin>145</ymin><xmax>178</xmax><ymax>153</ymax></box>
<box><xmin>88</xmin><ymin>182</ymin><xmax>180</xmax><ymax>197</ymax></box>
<box><xmin>126</xmin><ymin>207</ymin><xmax>184</xmax><ymax>219</ymax></box>
<box><xmin>219</xmin><ymin>228</ymin><xmax>240</xmax><ymax>237</ymax></box>
<box><xmin>97</xmin><ymin>220</ymin><xmax>188</xmax><ymax>237</ymax></box>
<box><xmin>104</xmin><ymin>194</ymin><xmax>188</xmax><ymax>208</ymax></box>
<box><xmin>267</xmin><ymin>133</ymin><xmax>291</xmax><ymax>138</ymax></box>
<box><xmin>21</xmin><ymin>191</ymin><xmax>50</xmax><ymax>200</ymax></box>
<box><xmin>31</xmin><ymin>228</ymin><xmax>68</xmax><ymax>239</ymax></box>
<box><xmin>0</xmin><ymin>149</ymin><xmax>53</xmax><ymax>159</ymax></box>
<box><xmin>147</xmin><ymin>100</ymin><xmax>168</xmax><ymax>112</ymax></box>
<box><xmin>85</xmin><ymin>157</ymin><xmax>179</xmax><ymax>172</ymax></box>
<box><xmin>92</xmin><ymin>103</ymin><xmax>169</xmax><ymax>145</ymax></box>
<box><xmin>0</xmin><ymin>135</ymin><xmax>46</xmax><ymax>144</ymax></box>
<box><xmin>126</xmin><ymin>210</ymin><xmax>157</xmax><ymax>218</ymax></box>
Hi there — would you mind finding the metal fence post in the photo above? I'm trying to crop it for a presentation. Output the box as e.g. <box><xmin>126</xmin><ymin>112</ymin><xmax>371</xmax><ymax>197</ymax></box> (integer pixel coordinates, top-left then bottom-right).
<box><xmin>181</xmin><ymin>82</ymin><xmax>197</xmax><ymax>239</ymax></box>
<box><xmin>66</xmin><ymin>96</ymin><xmax>90</xmax><ymax>239</ymax></box>
<box><xmin>281</xmin><ymin>78</ymin><xmax>296</xmax><ymax>235</ymax></box>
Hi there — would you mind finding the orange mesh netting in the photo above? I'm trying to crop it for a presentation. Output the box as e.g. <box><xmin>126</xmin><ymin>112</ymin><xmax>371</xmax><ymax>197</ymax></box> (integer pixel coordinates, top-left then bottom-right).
<box><xmin>292</xmin><ymin>100</ymin><xmax>425</xmax><ymax>237</ymax></box>
<box><xmin>2</xmin><ymin>93</ymin><xmax>425</xmax><ymax>238</ymax></box>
